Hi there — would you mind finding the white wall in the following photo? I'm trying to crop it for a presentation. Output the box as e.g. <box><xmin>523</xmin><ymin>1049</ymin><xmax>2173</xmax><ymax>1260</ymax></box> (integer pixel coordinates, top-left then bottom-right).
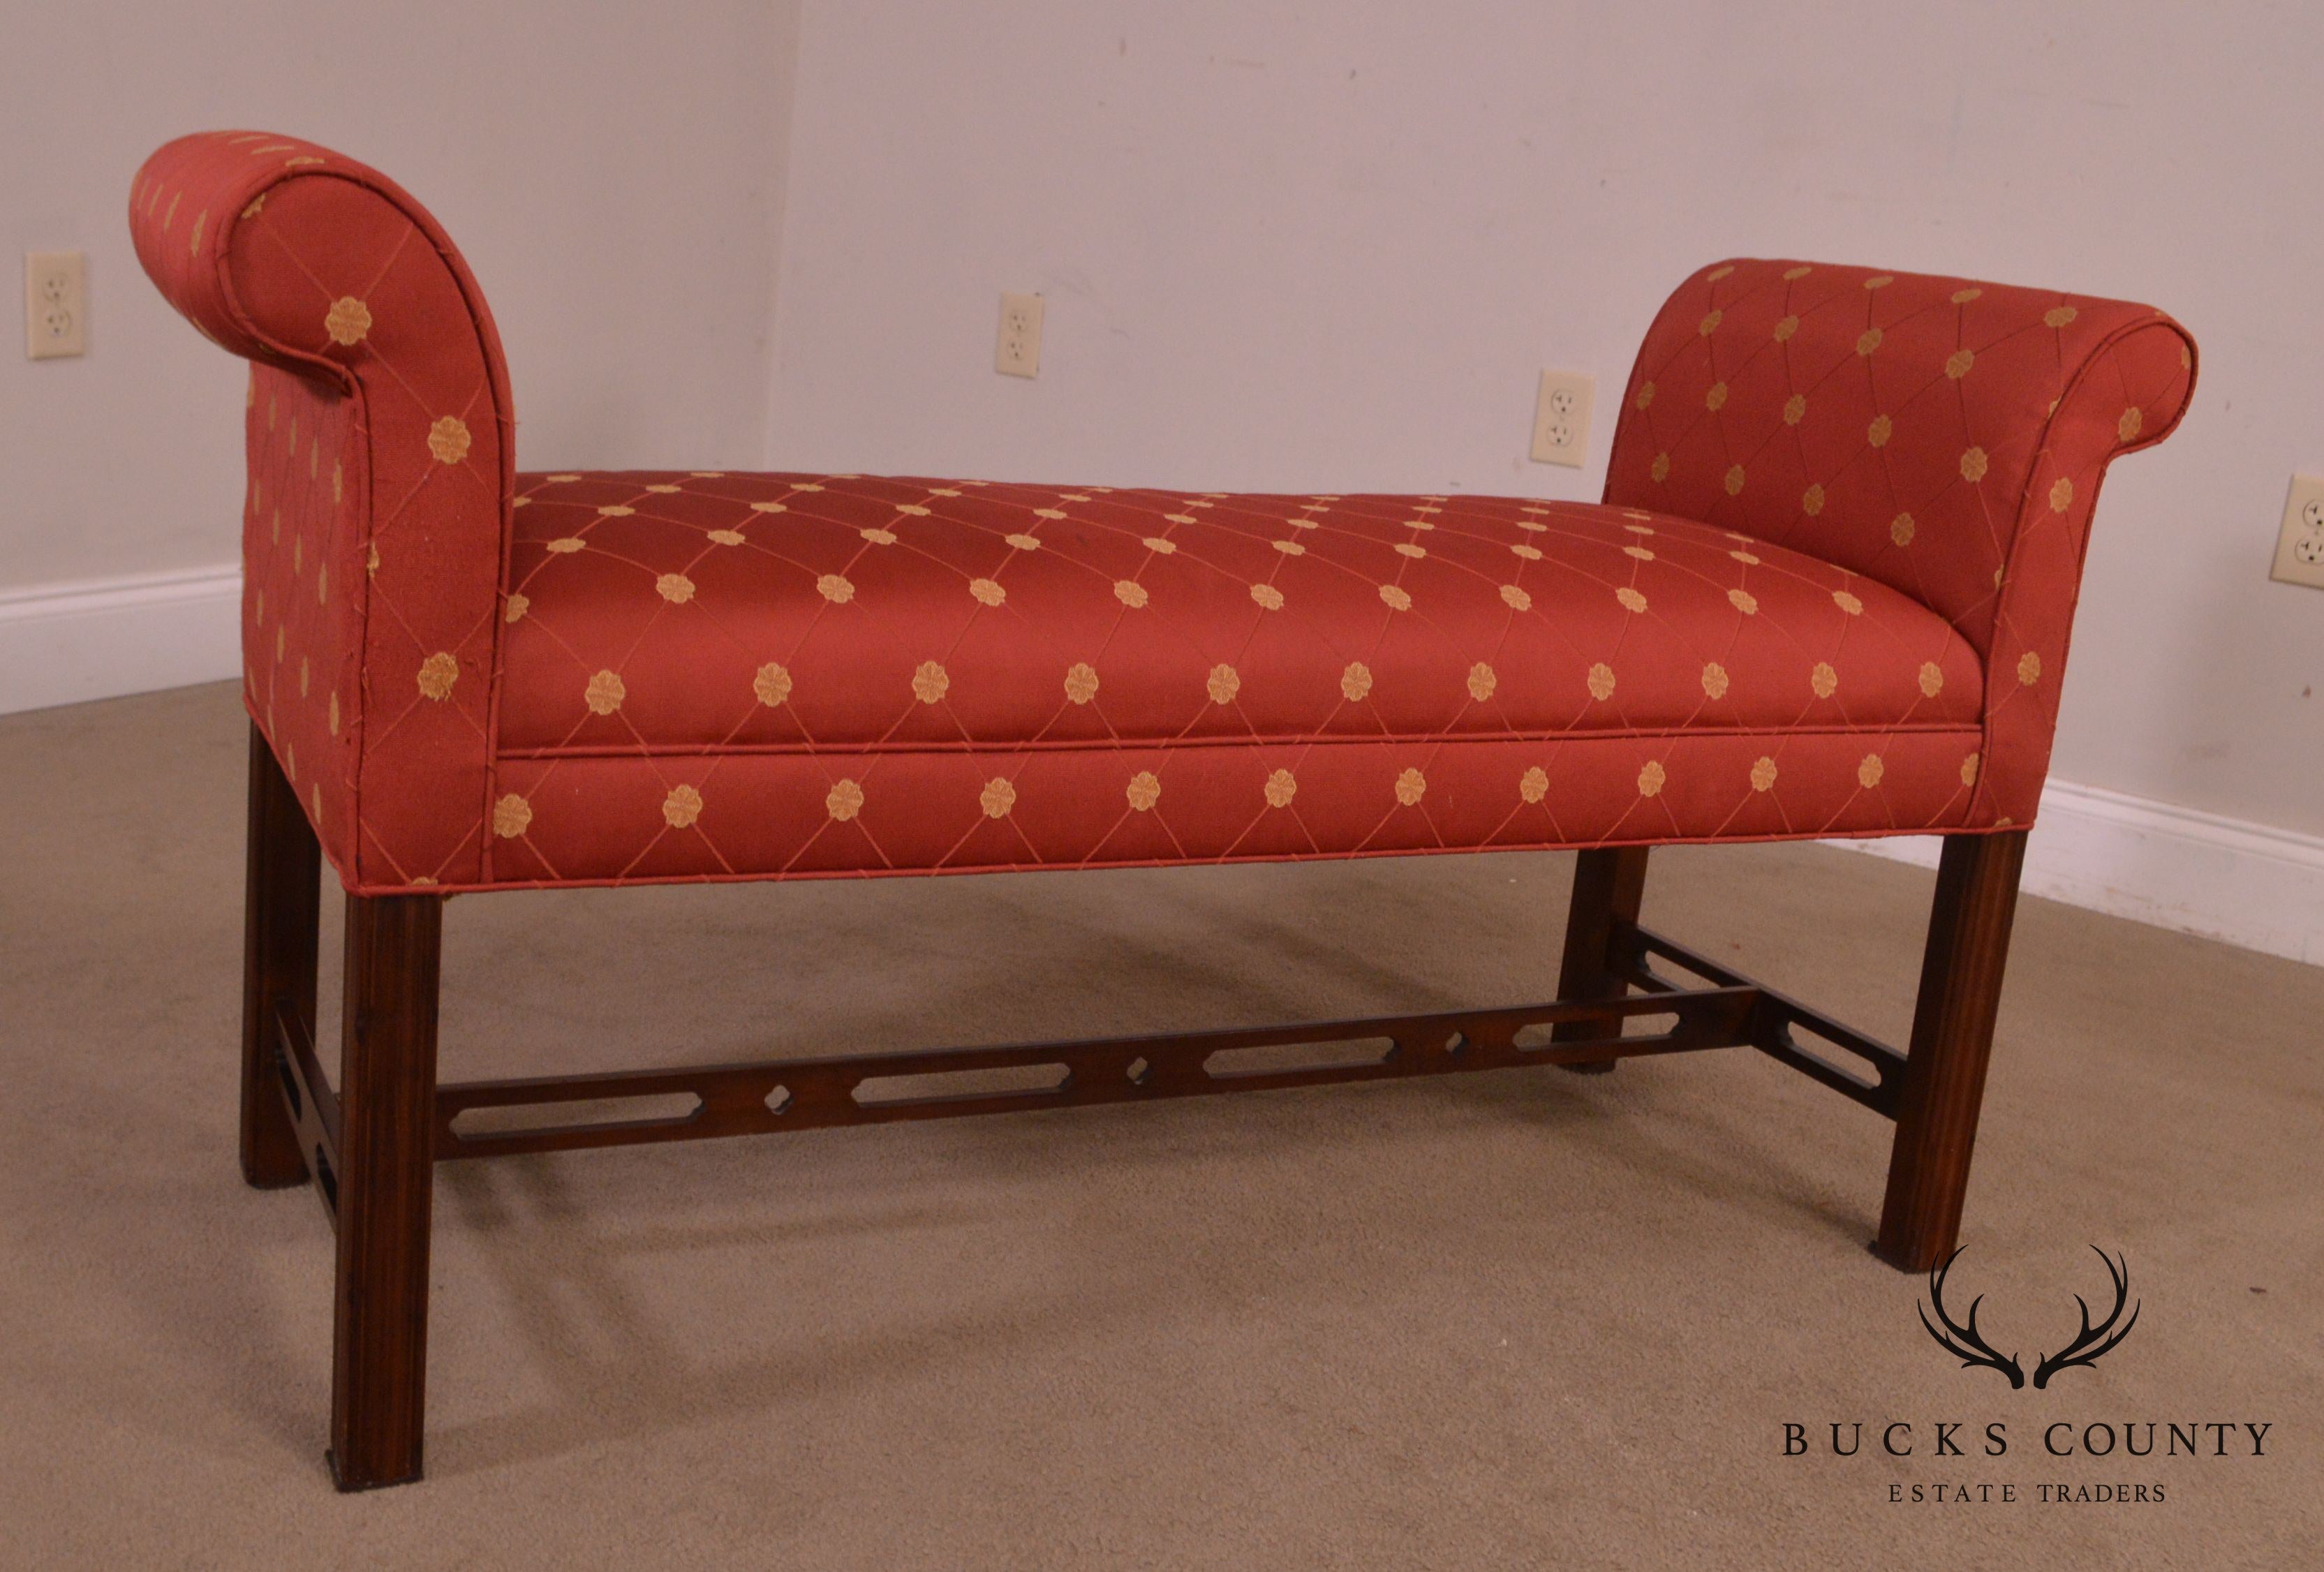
<box><xmin>764</xmin><ymin>0</ymin><xmax>2324</xmax><ymax>842</ymax></box>
<box><xmin>0</xmin><ymin>0</ymin><xmax>800</xmax><ymax>590</ymax></box>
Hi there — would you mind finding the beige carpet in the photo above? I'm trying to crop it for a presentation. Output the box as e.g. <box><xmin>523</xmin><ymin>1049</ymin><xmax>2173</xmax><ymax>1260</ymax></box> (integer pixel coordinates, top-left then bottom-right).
<box><xmin>1</xmin><ymin>682</ymin><xmax>2317</xmax><ymax>1569</ymax></box>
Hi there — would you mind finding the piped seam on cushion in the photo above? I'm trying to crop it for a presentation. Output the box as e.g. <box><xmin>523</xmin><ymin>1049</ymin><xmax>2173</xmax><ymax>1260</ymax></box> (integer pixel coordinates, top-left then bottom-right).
<box><xmin>493</xmin><ymin>721</ymin><xmax>1986</xmax><ymax>762</ymax></box>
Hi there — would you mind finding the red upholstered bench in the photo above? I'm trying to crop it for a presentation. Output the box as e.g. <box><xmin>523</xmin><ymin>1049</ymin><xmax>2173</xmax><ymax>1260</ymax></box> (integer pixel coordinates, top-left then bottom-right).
<box><xmin>131</xmin><ymin>131</ymin><xmax>2196</xmax><ymax>1489</ymax></box>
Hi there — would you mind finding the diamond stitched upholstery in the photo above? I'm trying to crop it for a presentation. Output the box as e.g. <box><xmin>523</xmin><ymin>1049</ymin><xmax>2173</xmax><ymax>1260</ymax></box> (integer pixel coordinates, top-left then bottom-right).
<box><xmin>501</xmin><ymin>476</ymin><xmax>1984</xmax><ymax>749</ymax></box>
<box><xmin>1605</xmin><ymin>259</ymin><xmax>2196</xmax><ymax>824</ymax></box>
<box><xmin>487</xmin><ymin>473</ymin><xmax>1985</xmax><ymax>883</ymax></box>
<box><xmin>129</xmin><ymin>134</ymin><xmax>2196</xmax><ymax>894</ymax></box>
<box><xmin>131</xmin><ymin>131</ymin><xmax>512</xmax><ymax>889</ymax></box>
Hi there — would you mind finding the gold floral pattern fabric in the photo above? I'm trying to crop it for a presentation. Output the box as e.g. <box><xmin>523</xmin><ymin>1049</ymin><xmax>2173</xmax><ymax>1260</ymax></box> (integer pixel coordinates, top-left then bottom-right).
<box><xmin>132</xmin><ymin>137</ymin><xmax>2194</xmax><ymax>893</ymax></box>
<box><xmin>498</xmin><ymin>474</ymin><xmax>1982</xmax><ymax>757</ymax></box>
<box><xmin>485</xmin><ymin>470</ymin><xmax>1986</xmax><ymax>886</ymax></box>
<box><xmin>1606</xmin><ymin>258</ymin><xmax>2196</xmax><ymax>824</ymax></box>
<box><xmin>131</xmin><ymin>131</ymin><xmax>513</xmax><ymax>889</ymax></box>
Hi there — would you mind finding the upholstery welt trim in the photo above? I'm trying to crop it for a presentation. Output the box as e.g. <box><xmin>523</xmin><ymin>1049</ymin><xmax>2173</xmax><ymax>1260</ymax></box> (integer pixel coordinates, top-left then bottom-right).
<box><xmin>494</xmin><ymin>722</ymin><xmax>1985</xmax><ymax>761</ymax></box>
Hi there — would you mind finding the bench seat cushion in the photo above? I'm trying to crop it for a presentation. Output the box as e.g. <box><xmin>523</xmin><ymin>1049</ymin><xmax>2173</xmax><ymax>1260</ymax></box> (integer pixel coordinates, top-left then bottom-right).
<box><xmin>481</xmin><ymin>471</ymin><xmax>1987</xmax><ymax>886</ymax></box>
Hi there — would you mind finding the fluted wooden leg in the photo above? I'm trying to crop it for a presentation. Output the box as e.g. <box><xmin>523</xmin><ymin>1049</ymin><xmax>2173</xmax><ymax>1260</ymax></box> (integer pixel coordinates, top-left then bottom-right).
<box><xmin>1874</xmin><ymin>830</ymin><xmax>2029</xmax><ymax>1272</ymax></box>
<box><xmin>328</xmin><ymin>891</ymin><xmax>443</xmax><ymax>1491</ymax></box>
<box><xmin>1552</xmin><ymin>847</ymin><xmax>1650</xmax><ymax>1073</ymax></box>
<box><xmin>239</xmin><ymin>722</ymin><xmax>316</xmax><ymax>1189</ymax></box>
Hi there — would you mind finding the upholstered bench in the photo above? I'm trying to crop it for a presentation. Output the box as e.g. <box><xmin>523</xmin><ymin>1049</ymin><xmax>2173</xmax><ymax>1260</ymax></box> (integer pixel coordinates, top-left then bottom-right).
<box><xmin>131</xmin><ymin>131</ymin><xmax>2195</xmax><ymax>1489</ymax></box>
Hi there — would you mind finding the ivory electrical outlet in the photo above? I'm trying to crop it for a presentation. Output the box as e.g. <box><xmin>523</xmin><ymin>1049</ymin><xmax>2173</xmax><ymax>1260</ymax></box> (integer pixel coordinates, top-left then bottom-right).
<box><xmin>25</xmin><ymin>251</ymin><xmax>86</xmax><ymax>359</ymax></box>
<box><xmin>1529</xmin><ymin>369</ymin><xmax>1593</xmax><ymax>467</ymax></box>
<box><xmin>2270</xmin><ymin>473</ymin><xmax>2324</xmax><ymax>591</ymax></box>
<box><xmin>996</xmin><ymin>291</ymin><xmax>1043</xmax><ymax>378</ymax></box>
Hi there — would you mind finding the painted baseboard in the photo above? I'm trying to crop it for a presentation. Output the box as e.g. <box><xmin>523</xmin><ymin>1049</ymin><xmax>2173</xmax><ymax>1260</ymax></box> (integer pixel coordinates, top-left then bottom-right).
<box><xmin>1826</xmin><ymin>779</ymin><xmax>2324</xmax><ymax>967</ymax></box>
<box><xmin>1</xmin><ymin>562</ymin><xmax>2317</xmax><ymax>965</ymax></box>
<box><xmin>0</xmin><ymin>564</ymin><xmax>241</xmax><ymax>716</ymax></box>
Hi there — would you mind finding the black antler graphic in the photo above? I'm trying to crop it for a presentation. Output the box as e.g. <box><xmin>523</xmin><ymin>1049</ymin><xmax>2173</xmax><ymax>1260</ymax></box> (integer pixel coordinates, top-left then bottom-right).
<box><xmin>2032</xmin><ymin>1247</ymin><xmax>2139</xmax><ymax>1389</ymax></box>
<box><xmin>1917</xmin><ymin>1247</ymin><xmax>2025</xmax><ymax>1388</ymax></box>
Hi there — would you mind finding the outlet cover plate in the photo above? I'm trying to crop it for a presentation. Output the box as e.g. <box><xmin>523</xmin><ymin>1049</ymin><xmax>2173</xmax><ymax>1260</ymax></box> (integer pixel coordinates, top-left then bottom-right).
<box><xmin>1529</xmin><ymin>369</ymin><xmax>1593</xmax><ymax>467</ymax></box>
<box><xmin>2270</xmin><ymin>473</ymin><xmax>2324</xmax><ymax>591</ymax></box>
<box><xmin>996</xmin><ymin>291</ymin><xmax>1042</xmax><ymax>378</ymax></box>
<box><xmin>25</xmin><ymin>251</ymin><xmax>86</xmax><ymax>360</ymax></box>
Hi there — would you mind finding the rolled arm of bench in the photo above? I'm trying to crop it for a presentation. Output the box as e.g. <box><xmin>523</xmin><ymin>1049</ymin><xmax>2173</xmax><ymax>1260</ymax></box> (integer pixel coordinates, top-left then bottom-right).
<box><xmin>130</xmin><ymin>131</ymin><xmax>516</xmax><ymax>887</ymax></box>
<box><xmin>1604</xmin><ymin>258</ymin><xmax>2196</xmax><ymax>826</ymax></box>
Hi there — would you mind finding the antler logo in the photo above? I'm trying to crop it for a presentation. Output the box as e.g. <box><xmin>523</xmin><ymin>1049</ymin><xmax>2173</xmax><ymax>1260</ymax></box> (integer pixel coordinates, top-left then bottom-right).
<box><xmin>1918</xmin><ymin>1247</ymin><xmax>2140</xmax><ymax>1390</ymax></box>
<box><xmin>2032</xmin><ymin>1248</ymin><xmax>2141</xmax><ymax>1389</ymax></box>
<box><xmin>1918</xmin><ymin>1248</ymin><xmax>2025</xmax><ymax>1388</ymax></box>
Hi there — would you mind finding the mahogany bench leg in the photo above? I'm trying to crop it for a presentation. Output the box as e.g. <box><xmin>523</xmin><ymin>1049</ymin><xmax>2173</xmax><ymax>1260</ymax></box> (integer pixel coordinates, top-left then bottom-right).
<box><xmin>239</xmin><ymin>722</ymin><xmax>317</xmax><ymax>1189</ymax></box>
<box><xmin>328</xmin><ymin>891</ymin><xmax>443</xmax><ymax>1492</ymax></box>
<box><xmin>1551</xmin><ymin>846</ymin><xmax>1651</xmax><ymax>1074</ymax></box>
<box><xmin>1874</xmin><ymin>829</ymin><xmax>2029</xmax><ymax>1273</ymax></box>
